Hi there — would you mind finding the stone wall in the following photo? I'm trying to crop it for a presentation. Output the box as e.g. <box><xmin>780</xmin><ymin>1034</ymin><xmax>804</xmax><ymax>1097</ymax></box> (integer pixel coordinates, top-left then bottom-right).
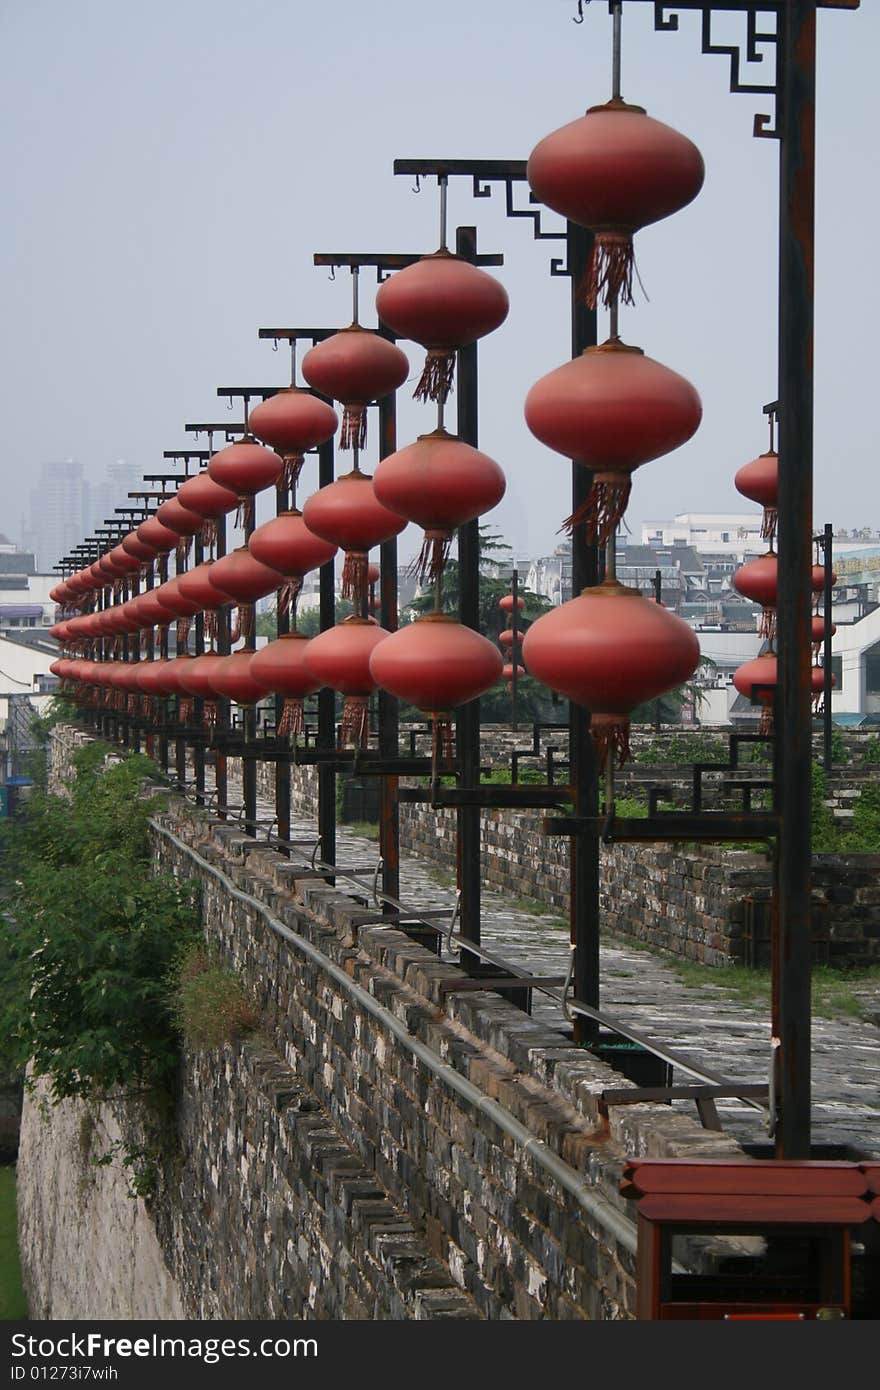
<box><xmin>18</xmin><ymin>726</ymin><xmax>747</xmax><ymax>1321</ymax></box>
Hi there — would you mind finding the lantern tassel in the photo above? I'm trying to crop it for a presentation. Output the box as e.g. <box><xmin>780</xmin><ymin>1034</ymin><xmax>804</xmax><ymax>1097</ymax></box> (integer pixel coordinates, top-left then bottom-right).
<box><xmin>414</xmin><ymin>348</ymin><xmax>457</xmax><ymax>406</ymax></box>
<box><xmin>279</xmin><ymin>454</ymin><xmax>305</xmax><ymax>493</ymax></box>
<box><xmin>204</xmin><ymin>610</ymin><xmax>217</xmax><ymax>644</ymax></box>
<box><xmin>581</xmin><ymin>230</ymin><xmax>638</xmax><ymax>310</ymax></box>
<box><xmin>761</xmin><ymin>505</ymin><xmax>777</xmax><ymax>544</ymax></box>
<box><xmin>411</xmin><ymin>531</ymin><xmax>452</xmax><ymax>586</ymax></box>
<box><xmin>203</xmin><ymin>699</ymin><xmax>218</xmax><ymax>728</ymax></box>
<box><xmin>339</xmin><ymin>694</ymin><xmax>370</xmax><ymax>748</ymax></box>
<box><xmin>759</xmin><ymin>608</ymin><xmax>776</xmax><ymax>641</ymax></box>
<box><xmin>340</xmin><ymin>405</ymin><xmax>367</xmax><ymax>451</ymax></box>
<box><xmin>128</xmin><ymin>693</ymin><xmax>139</xmax><ymax>716</ymax></box>
<box><xmin>341</xmin><ymin>551</ymin><xmax>369</xmax><ymax>606</ymax></box>
<box><xmin>176</xmin><ymin>536</ymin><xmax>192</xmax><ymax>566</ymax></box>
<box><xmin>760</xmin><ymin>705</ymin><xmax>774</xmax><ymax>737</ymax></box>
<box><xmin>179</xmin><ymin>697</ymin><xmax>193</xmax><ymax>725</ymax></box>
<box><xmin>231</xmin><ymin>603</ymin><xmax>254</xmax><ymax>643</ymax></box>
<box><xmin>590</xmin><ymin>712</ymin><xmax>632</xmax><ymax>771</ymax></box>
<box><xmin>235</xmin><ymin>496</ymin><xmax>255</xmax><ymax>532</ymax></box>
<box><xmin>278</xmin><ymin>697</ymin><xmax>304</xmax><ymax>738</ymax></box>
<box><xmin>176</xmin><ymin>617</ymin><xmax>191</xmax><ymax>648</ymax></box>
<box><xmin>561</xmin><ymin>474</ymin><xmax>632</xmax><ymax>548</ymax></box>
<box><xmin>277</xmin><ymin>576</ymin><xmax>303</xmax><ymax>622</ymax></box>
<box><xmin>431</xmin><ymin>715</ymin><xmax>455</xmax><ymax>773</ymax></box>
<box><xmin>200</xmin><ymin>518</ymin><xmax>218</xmax><ymax>551</ymax></box>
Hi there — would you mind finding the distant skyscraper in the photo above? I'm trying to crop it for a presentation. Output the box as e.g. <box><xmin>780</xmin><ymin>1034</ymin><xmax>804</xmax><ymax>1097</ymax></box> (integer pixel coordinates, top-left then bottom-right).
<box><xmin>86</xmin><ymin>458</ymin><xmax>142</xmax><ymax>541</ymax></box>
<box><xmin>26</xmin><ymin>461</ymin><xmax>90</xmax><ymax>572</ymax></box>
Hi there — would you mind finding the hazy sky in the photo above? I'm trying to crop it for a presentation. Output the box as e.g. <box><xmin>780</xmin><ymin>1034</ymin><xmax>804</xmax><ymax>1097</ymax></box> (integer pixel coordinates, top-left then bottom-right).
<box><xmin>2</xmin><ymin>0</ymin><xmax>876</xmax><ymax>570</ymax></box>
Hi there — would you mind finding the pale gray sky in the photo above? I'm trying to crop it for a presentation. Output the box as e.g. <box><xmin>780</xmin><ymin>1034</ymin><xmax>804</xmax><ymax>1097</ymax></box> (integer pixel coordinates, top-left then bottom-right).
<box><xmin>1</xmin><ymin>1</ymin><xmax>876</xmax><ymax>569</ymax></box>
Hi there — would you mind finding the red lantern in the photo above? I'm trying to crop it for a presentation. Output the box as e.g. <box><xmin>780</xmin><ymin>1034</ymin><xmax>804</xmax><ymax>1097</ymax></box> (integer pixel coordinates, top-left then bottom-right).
<box><xmin>372</xmin><ymin>429</ymin><xmax>506</xmax><ymax>581</ymax></box>
<box><xmin>250</xmin><ymin>632</ymin><xmax>321</xmax><ymax>737</ymax></box>
<box><xmin>176</xmin><ymin>471</ymin><xmax>239</xmax><ymax>549</ymax></box>
<box><xmin>503</xmin><ymin>663</ymin><xmax>526</xmax><ymax>684</ymax></box>
<box><xmin>207</xmin><ymin>439</ymin><xmax>283</xmax><ymax>531</ymax></box>
<box><xmin>177</xmin><ymin>561</ymin><xmax>228</xmax><ymax>643</ymax></box>
<box><xmin>811</xmin><ymin>615</ymin><xmax>836</xmax><ymax>653</ymax></box>
<box><xmin>211</xmin><ymin>648</ymin><xmax>271</xmax><ymax>708</ymax></box>
<box><xmin>498</xmin><ymin>628</ymin><xmax>516</xmax><ymax>649</ymax></box>
<box><xmin>375</xmin><ymin>253</ymin><xmax>509</xmax><ymax>404</ymax></box>
<box><xmin>733</xmin><ymin>654</ymin><xmax>777</xmax><ymax>706</ymax></box>
<box><xmin>138</xmin><ymin>517</ymin><xmax>179</xmax><ymax>554</ymax></box>
<box><xmin>733</xmin><ymin>552</ymin><xmax>778</xmax><ymax>639</ymax></box>
<box><xmin>249</xmin><ymin>388</ymin><xmax>338</xmax><ymax>491</ymax></box>
<box><xmin>210</xmin><ymin>547</ymin><xmax>283</xmax><ymax>604</ymax></box>
<box><xmin>499</xmin><ymin>594</ymin><xmax>524</xmax><ymax>614</ymax></box>
<box><xmin>177</xmin><ymin>650</ymin><xmax>227</xmax><ymax>726</ymax></box>
<box><xmin>301</xmin><ymin>327</ymin><xmax>409</xmax><ymax>451</ymax></box>
<box><xmin>122</xmin><ymin>530</ymin><xmax>158</xmax><ymax>563</ymax></box>
<box><xmin>305</xmin><ymin>615</ymin><xmax>390</xmax><ymax>747</ymax></box>
<box><xmin>522</xmin><ymin>580</ymin><xmax>699</xmax><ymax>766</ymax></box>
<box><xmin>248</xmin><ymin>510</ymin><xmax>337</xmax><ymax>620</ymax></box>
<box><xmin>302</xmin><ymin>470</ymin><xmax>407</xmax><ymax>605</ymax></box>
<box><xmin>735</xmin><ymin>450</ymin><xmax>778</xmax><ymax>541</ymax></box>
<box><xmin>527</xmin><ymin>99</ymin><xmax>704</xmax><ymax>307</ymax></box>
<box><xmin>525</xmin><ymin>339</ymin><xmax>701</xmax><ymax>544</ymax></box>
<box><xmin>156</xmin><ymin>496</ymin><xmax>203</xmax><ymax>538</ymax></box>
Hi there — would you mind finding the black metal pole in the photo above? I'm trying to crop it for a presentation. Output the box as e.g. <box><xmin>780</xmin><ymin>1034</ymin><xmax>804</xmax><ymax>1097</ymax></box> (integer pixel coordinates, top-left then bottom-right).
<box><xmin>823</xmin><ymin>522</ymin><xmax>833</xmax><ymax>773</ymax></box>
<box><xmin>654</xmin><ymin>567</ymin><xmax>663</xmax><ymax>734</ymax></box>
<box><xmin>775</xmin><ymin>0</ymin><xmax>816</xmax><ymax>1160</ymax></box>
<box><xmin>193</xmin><ymin>525</ymin><xmax>206</xmax><ymax>804</ymax></box>
<box><xmin>377</xmin><ymin>336</ymin><xmax>400</xmax><ymax>909</ymax></box>
<box><xmin>157</xmin><ymin>552</ymin><xmax>170</xmax><ymax>774</ymax></box>
<box><xmin>317</xmin><ymin>437</ymin><xmax>337</xmax><ymax>877</ymax></box>
<box><xmin>510</xmin><ymin>568</ymin><xmax>519</xmax><ymax>733</ymax></box>
<box><xmin>274</xmin><ymin>474</ymin><xmax>292</xmax><ymax>853</ymax></box>
<box><xmin>567</xmin><ymin>220</ymin><xmax>599</xmax><ymax>1045</ymax></box>
<box><xmin>455</xmin><ymin>225</ymin><xmax>483</xmax><ymax>969</ymax></box>
<box><xmin>214</xmin><ymin>510</ymin><xmax>229</xmax><ymax>818</ymax></box>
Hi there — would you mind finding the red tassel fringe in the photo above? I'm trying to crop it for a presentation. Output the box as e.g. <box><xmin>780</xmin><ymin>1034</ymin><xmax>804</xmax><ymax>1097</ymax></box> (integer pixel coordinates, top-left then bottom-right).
<box><xmin>590</xmin><ymin>713</ymin><xmax>632</xmax><ymax>771</ymax></box>
<box><xmin>340</xmin><ymin>405</ymin><xmax>367</xmax><ymax>451</ymax></box>
<box><xmin>200</xmin><ymin>518</ymin><xmax>218</xmax><ymax>552</ymax></box>
<box><xmin>411</xmin><ymin>531</ymin><xmax>452</xmax><ymax>586</ymax></box>
<box><xmin>235</xmin><ymin>496</ymin><xmax>255</xmax><ymax>532</ymax></box>
<box><xmin>431</xmin><ymin>716</ymin><xmax>455</xmax><ymax>772</ymax></box>
<box><xmin>759</xmin><ymin>608</ymin><xmax>777</xmax><ymax>641</ymax></box>
<box><xmin>176</xmin><ymin>617</ymin><xmax>191</xmax><ymax>648</ymax></box>
<box><xmin>176</xmin><ymin>537</ymin><xmax>192</xmax><ymax>566</ymax></box>
<box><xmin>278</xmin><ymin>697</ymin><xmax>304</xmax><ymax>738</ymax></box>
<box><xmin>414</xmin><ymin>348</ymin><xmax>456</xmax><ymax>405</ymax></box>
<box><xmin>279</xmin><ymin>454</ymin><xmax>305</xmax><ymax>493</ymax></box>
<box><xmin>204</xmin><ymin>610</ymin><xmax>217</xmax><ymax>644</ymax></box>
<box><xmin>277</xmin><ymin>577</ymin><xmax>303</xmax><ymax>622</ymax></box>
<box><xmin>203</xmin><ymin>700</ymin><xmax>217</xmax><ymax>728</ymax></box>
<box><xmin>561</xmin><ymin>475</ymin><xmax>632</xmax><ymax>548</ymax></box>
<box><xmin>179</xmin><ymin>697</ymin><xmax>193</xmax><ymax>725</ymax></box>
<box><xmin>580</xmin><ymin>230</ymin><xmax>638</xmax><ymax>310</ymax></box>
<box><xmin>341</xmin><ymin>552</ymin><xmax>369</xmax><ymax>606</ymax></box>
<box><xmin>339</xmin><ymin>694</ymin><xmax>370</xmax><ymax>748</ymax></box>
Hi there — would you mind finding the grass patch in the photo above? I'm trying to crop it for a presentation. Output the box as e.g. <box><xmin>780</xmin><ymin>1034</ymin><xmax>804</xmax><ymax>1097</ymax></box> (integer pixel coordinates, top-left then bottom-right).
<box><xmin>425</xmin><ymin>864</ymin><xmax>456</xmax><ymax>890</ymax></box>
<box><xmin>343</xmin><ymin>821</ymin><xmax>379</xmax><ymax>841</ymax></box>
<box><xmin>170</xmin><ymin>945</ymin><xmax>260</xmax><ymax>1051</ymax></box>
<box><xmin>670</xmin><ymin>958</ymin><xmax>880</xmax><ymax>1022</ymax></box>
<box><xmin>0</xmin><ymin>1167</ymin><xmax>27</xmax><ymax>1319</ymax></box>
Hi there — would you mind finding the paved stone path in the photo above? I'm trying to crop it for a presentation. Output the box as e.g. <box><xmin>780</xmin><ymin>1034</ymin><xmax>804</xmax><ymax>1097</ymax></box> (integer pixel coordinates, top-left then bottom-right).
<box><xmin>217</xmin><ymin>772</ymin><xmax>880</xmax><ymax>1158</ymax></box>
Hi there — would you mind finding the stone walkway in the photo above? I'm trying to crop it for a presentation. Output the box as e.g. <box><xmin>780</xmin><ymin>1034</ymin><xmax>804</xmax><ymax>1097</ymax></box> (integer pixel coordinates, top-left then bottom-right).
<box><xmin>218</xmin><ymin>773</ymin><xmax>880</xmax><ymax>1158</ymax></box>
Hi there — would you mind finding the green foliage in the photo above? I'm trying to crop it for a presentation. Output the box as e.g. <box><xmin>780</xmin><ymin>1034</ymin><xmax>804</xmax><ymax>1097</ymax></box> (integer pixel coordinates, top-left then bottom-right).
<box><xmin>169</xmin><ymin>943</ymin><xmax>259</xmax><ymax>1052</ymax></box>
<box><xmin>829</xmin><ymin>726</ymin><xmax>849</xmax><ymax>766</ymax></box>
<box><xmin>478</xmin><ymin>765</ymin><xmax>548</xmax><ymax>786</ymax></box>
<box><xmin>837</xmin><ymin>781</ymin><xmax>880</xmax><ymax>854</ymax></box>
<box><xmin>0</xmin><ymin>750</ymin><xmax>200</xmax><ymax>1102</ymax></box>
<box><xmin>633</xmin><ymin>732</ymin><xmax>728</xmax><ymax>766</ymax></box>
<box><xmin>0</xmin><ymin>1167</ymin><xmax>27</xmax><ymax>1319</ymax></box>
<box><xmin>296</xmin><ymin>600</ymin><xmax>354</xmax><ymax>638</ymax></box>
<box><xmin>811</xmin><ymin>762</ymin><xmax>839</xmax><ymax>852</ymax></box>
<box><xmin>28</xmin><ymin>694</ymin><xmax>79</xmax><ymax>743</ymax></box>
<box><xmin>861</xmin><ymin>735</ymin><xmax>880</xmax><ymax>765</ymax></box>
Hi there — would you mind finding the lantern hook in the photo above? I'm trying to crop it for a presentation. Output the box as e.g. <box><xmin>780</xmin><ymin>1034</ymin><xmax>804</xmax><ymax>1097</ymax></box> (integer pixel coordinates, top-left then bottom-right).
<box><xmin>411</xmin><ymin>173</ymin><xmax>421</xmax><ymax>193</ymax></box>
<box><xmin>328</xmin><ymin>264</ymin><xmax>336</xmax><ymax>281</ymax></box>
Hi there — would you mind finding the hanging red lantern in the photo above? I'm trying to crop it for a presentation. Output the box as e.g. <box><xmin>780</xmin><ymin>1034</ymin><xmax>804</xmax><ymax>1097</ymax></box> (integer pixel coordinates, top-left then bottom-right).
<box><xmin>155</xmin><ymin>576</ymin><xmax>202</xmax><ymax>646</ymax></box>
<box><xmin>207</xmin><ymin>439</ymin><xmax>283</xmax><ymax>531</ymax></box>
<box><xmin>250</xmin><ymin>632</ymin><xmax>321</xmax><ymax>737</ymax></box>
<box><xmin>812</xmin><ymin>564</ymin><xmax>837</xmax><ymax>593</ymax></box>
<box><xmin>522</xmin><ymin>580</ymin><xmax>699</xmax><ymax>766</ymax></box>
<box><xmin>302</xmin><ymin>470</ymin><xmax>407</xmax><ymax>605</ymax></box>
<box><xmin>122</xmin><ymin>530</ymin><xmax>158</xmax><ymax>563</ymax></box>
<box><xmin>525</xmin><ymin>339</ymin><xmax>701</xmax><ymax>544</ymax></box>
<box><xmin>503</xmin><ymin>663</ymin><xmax>526</xmax><ymax>684</ymax></box>
<box><xmin>372</xmin><ymin>428</ymin><xmax>506</xmax><ymax>581</ymax></box>
<box><xmin>177</xmin><ymin>561</ymin><xmax>228</xmax><ymax>643</ymax></box>
<box><xmin>370</xmin><ymin>614</ymin><xmax>502</xmax><ymax>714</ymax></box>
<box><xmin>527</xmin><ymin>99</ymin><xmax>704</xmax><ymax>308</ymax></box>
<box><xmin>375</xmin><ymin>253</ymin><xmax>509</xmax><ymax>404</ymax></box>
<box><xmin>209</xmin><ymin>547</ymin><xmax>283</xmax><ymax>642</ymax></box>
<box><xmin>155</xmin><ymin>496</ymin><xmax>203</xmax><ymax>539</ymax></box>
<box><xmin>733</xmin><ymin>654</ymin><xmax>777</xmax><ymax>706</ymax></box>
<box><xmin>249</xmin><ymin>388</ymin><xmax>339</xmax><ymax>491</ymax></box>
<box><xmin>109</xmin><ymin>545</ymin><xmax>142</xmax><ymax>577</ymax></box>
<box><xmin>177</xmin><ymin>650</ymin><xmax>227</xmax><ymax>726</ymax></box>
<box><xmin>499</xmin><ymin>594</ymin><xmax>524</xmax><ymax>614</ymax></box>
<box><xmin>176</xmin><ymin>471</ymin><xmax>238</xmax><ymax>549</ymax></box>
<box><xmin>249</xmin><ymin>510</ymin><xmax>337</xmax><ymax>620</ymax></box>
<box><xmin>301</xmin><ymin>328</ymin><xmax>409</xmax><ymax>451</ymax></box>
<box><xmin>138</xmin><ymin>517</ymin><xmax>179</xmax><ymax>554</ymax></box>
<box><xmin>304</xmin><ymin>615</ymin><xmax>390</xmax><ymax>747</ymax></box>
<box><xmin>211</xmin><ymin>648</ymin><xmax>271</xmax><ymax>707</ymax></box>
<box><xmin>498</xmin><ymin>628</ymin><xmax>517</xmax><ymax>649</ymax></box>
<box><xmin>733</xmin><ymin>552</ymin><xmax>778</xmax><ymax>639</ymax></box>
<box><xmin>135</xmin><ymin>591</ymin><xmax>177</xmax><ymax>629</ymax></box>
<box><xmin>735</xmin><ymin>450</ymin><xmax>778</xmax><ymax>541</ymax></box>
<box><xmin>811</xmin><ymin>615</ymin><xmax>836</xmax><ymax>652</ymax></box>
